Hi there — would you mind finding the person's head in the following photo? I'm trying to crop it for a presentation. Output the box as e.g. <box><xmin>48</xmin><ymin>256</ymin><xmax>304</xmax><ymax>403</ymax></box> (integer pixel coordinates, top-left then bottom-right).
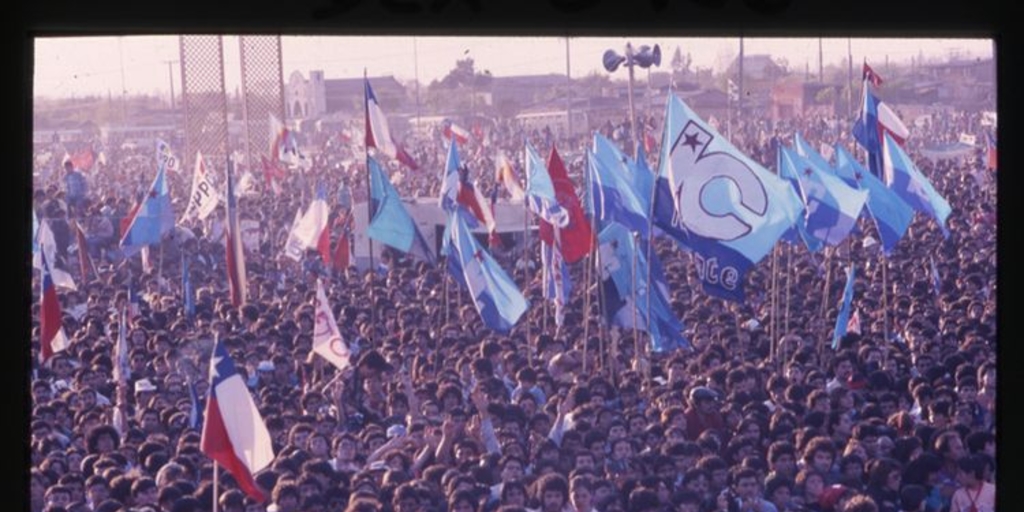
<box><xmin>839</xmin><ymin>494</ymin><xmax>879</xmax><ymax>512</ymax></box>
<box><xmin>447</xmin><ymin>489</ymin><xmax>477</xmax><ymax>512</ymax></box>
<box><xmin>898</xmin><ymin>484</ymin><xmax>927</xmax><ymax>512</ymax></box>
<box><xmin>535</xmin><ymin>473</ymin><xmax>569</xmax><ymax>512</ymax></box>
<box><xmin>569</xmin><ymin>475</ymin><xmax>595</xmax><ymax>512</ymax></box>
<box><xmin>392</xmin><ymin>482</ymin><xmax>420</xmax><ymax>512</ymax></box>
<box><xmin>933</xmin><ymin>430</ymin><xmax>966</xmax><ymax>463</ymax></box>
<box><xmin>45</xmin><ymin>485</ymin><xmax>73</xmax><ymax>509</ymax></box>
<box><xmin>272</xmin><ymin>481</ymin><xmax>301</xmax><ymax>512</ymax></box>
<box><xmin>130</xmin><ymin>477</ymin><xmax>159</xmax><ymax>506</ymax></box>
<box><xmin>803</xmin><ymin>437</ymin><xmax>836</xmax><ymax>474</ymax></box>
<box><xmin>955</xmin><ymin>454</ymin><xmax>986</xmax><ymax>488</ymax></box>
<box><xmin>764</xmin><ymin>474</ymin><xmax>793</xmax><ymax>511</ymax></box>
<box><xmin>501</xmin><ymin>479</ymin><xmax>528</xmax><ymax>507</ymax></box>
<box><xmin>730</xmin><ymin>467</ymin><xmax>760</xmax><ymax>500</ymax></box>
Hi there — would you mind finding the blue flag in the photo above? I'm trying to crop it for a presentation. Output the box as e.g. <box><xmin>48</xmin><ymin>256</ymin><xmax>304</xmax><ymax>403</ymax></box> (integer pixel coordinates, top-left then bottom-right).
<box><xmin>367</xmin><ymin>156</ymin><xmax>435</xmax><ymax>263</ymax></box>
<box><xmin>182</xmin><ymin>254</ymin><xmax>195</xmax><ymax>324</ymax></box>
<box><xmin>120</xmin><ymin>165</ymin><xmax>175</xmax><ymax>249</ymax></box>
<box><xmin>779</xmin><ymin>146</ymin><xmax>867</xmax><ymax>247</ymax></box>
<box><xmin>882</xmin><ymin>133</ymin><xmax>951</xmax><ymax>238</ymax></box>
<box><xmin>834</xmin><ymin>146</ymin><xmax>913</xmax><ymax>255</ymax></box>
<box><xmin>778</xmin><ymin>147</ymin><xmax>825</xmax><ymax>253</ymax></box>
<box><xmin>589</xmin><ymin>134</ymin><xmax>650</xmax><ymax>237</ymax></box>
<box><xmin>652</xmin><ymin>94</ymin><xmax>803</xmax><ymax>302</ymax></box>
<box><xmin>439</xmin><ymin>138</ymin><xmax>461</xmax><ymax>212</ymax></box>
<box><xmin>852</xmin><ymin>82</ymin><xmax>884</xmax><ymax>177</ymax></box>
<box><xmin>524</xmin><ymin>142</ymin><xmax>569</xmax><ymax>227</ymax></box>
<box><xmin>793</xmin><ymin>133</ymin><xmax>833</xmax><ymax>174</ymax></box>
<box><xmin>598</xmin><ymin>222</ymin><xmax>689</xmax><ymax>352</ymax></box>
<box><xmin>446</xmin><ymin>211</ymin><xmax>529</xmax><ymax>333</ymax></box>
<box><xmin>832</xmin><ymin>264</ymin><xmax>856</xmax><ymax>350</ymax></box>
<box><xmin>630</xmin><ymin>141</ymin><xmax>657</xmax><ymax>216</ymax></box>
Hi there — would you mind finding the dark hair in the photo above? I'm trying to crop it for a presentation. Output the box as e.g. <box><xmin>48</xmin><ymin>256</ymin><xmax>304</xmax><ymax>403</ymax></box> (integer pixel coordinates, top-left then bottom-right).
<box><xmin>898</xmin><ymin>484</ymin><xmax>928</xmax><ymax>511</ymax></box>
<box><xmin>956</xmin><ymin>454</ymin><xmax>986</xmax><ymax>480</ymax></box>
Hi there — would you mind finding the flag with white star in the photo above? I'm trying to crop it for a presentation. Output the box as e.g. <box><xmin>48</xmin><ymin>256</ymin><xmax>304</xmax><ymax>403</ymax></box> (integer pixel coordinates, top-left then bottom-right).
<box><xmin>201</xmin><ymin>338</ymin><xmax>274</xmax><ymax>502</ymax></box>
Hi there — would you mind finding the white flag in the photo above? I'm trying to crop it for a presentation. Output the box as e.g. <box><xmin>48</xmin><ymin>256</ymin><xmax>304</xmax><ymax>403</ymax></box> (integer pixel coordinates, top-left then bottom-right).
<box><xmin>183</xmin><ymin>152</ymin><xmax>220</xmax><ymax>221</ymax></box>
<box><xmin>34</xmin><ymin>219</ymin><xmax>77</xmax><ymax>291</ymax></box>
<box><xmin>312</xmin><ymin>279</ymin><xmax>351</xmax><ymax>371</ymax></box>
<box><xmin>282</xmin><ymin>208</ymin><xmax>305</xmax><ymax>261</ymax></box>
<box><xmin>293</xmin><ymin>198</ymin><xmax>330</xmax><ymax>249</ymax></box>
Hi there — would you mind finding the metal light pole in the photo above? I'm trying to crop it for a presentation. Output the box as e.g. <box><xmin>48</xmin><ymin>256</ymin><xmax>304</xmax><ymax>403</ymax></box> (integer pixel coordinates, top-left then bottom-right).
<box><xmin>602</xmin><ymin>43</ymin><xmax>661</xmax><ymax>157</ymax></box>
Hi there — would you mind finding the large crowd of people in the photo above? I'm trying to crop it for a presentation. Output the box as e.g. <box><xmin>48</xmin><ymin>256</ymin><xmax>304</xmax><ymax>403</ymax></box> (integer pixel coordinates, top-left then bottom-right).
<box><xmin>30</xmin><ymin>99</ymin><xmax>996</xmax><ymax>512</ymax></box>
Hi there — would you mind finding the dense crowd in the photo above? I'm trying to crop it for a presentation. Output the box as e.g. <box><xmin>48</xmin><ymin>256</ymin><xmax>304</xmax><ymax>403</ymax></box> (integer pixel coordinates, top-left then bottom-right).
<box><xmin>30</xmin><ymin>103</ymin><xmax>996</xmax><ymax>512</ymax></box>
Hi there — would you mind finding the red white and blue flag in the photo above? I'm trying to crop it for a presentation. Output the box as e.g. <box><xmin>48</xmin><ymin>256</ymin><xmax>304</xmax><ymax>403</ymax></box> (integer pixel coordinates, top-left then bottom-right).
<box><xmin>365</xmin><ymin>78</ymin><xmax>419</xmax><ymax>170</ymax></box>
<box><xmin>862</xmin><ymin>62</ymin><xmax>884</xmax><ymax>88</ymax></box>
<box><xmin>225</xmin><ymin>160</ymin><xmax>248</xmax><ymax>306</ymax></box>
<box><xmin>39</xmin><ymin>251</ymin><xmax>69</xmax><ymax>364</ymax></box>
<box><xmin>443</xmin><ymin>119</ymin><xmax>472</xmax><ymax>145</ymax></box>
<box><xmin>201</xmin><ymin>338</ymin><xmax>275</xmax><ymax>501</ymax></box>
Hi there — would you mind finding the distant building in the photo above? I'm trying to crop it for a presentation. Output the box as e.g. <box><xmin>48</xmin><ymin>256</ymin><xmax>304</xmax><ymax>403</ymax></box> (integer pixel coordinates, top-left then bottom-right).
<box><xmin>725</xmin><ymin>54</ymin><xmax>788</xmax><ymax>110</ymax></box>
<box><xmin>285</xmin><ymin>71</ymin><xmax>409</xmax><ymax>119</ymax></box>
<box><xmin>770</xmin><ymin>80</ymin><xmax>841</xmax><ymax>121</ymax></box>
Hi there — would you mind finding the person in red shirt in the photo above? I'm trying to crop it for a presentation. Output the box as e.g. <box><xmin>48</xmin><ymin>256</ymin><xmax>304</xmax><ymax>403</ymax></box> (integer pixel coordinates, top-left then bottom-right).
<box><xmin>685</xmin><ymin>386</ymin><xmax>726</xmax><ymax>441</ymax></box>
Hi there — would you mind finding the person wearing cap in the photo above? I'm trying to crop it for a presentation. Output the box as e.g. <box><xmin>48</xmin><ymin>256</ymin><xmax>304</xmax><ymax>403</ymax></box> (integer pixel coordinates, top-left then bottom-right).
<box><xmin>685</xmin><ymin>386</ymin><xmax>725</xmax><ymax>441</ymax></box>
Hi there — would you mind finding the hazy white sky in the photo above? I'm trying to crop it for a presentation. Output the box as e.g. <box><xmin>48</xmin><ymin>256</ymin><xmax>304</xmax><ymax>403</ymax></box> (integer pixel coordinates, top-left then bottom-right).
<box><xmin>33</xmin><ymin>35</ymin><xmax>993</xmax><ymax>99</ymax></box>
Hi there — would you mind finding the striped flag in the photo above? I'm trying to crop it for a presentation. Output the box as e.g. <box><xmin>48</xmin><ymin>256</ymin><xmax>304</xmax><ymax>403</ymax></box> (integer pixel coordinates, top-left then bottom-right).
<box><xmin>365</xmin><ymin>78</ymin><xmax>419</xmax><ymax>170</ymax></box>
<box><xmin>225</xmin><ymin>160</ymin><xmax>248</xmax><ymax>306</ymax></box>
<box><xmin>862</xmin><ymin>62</ymin><xmax>884</xmax><ymax>87</ymax></box>
<box><xmin>201</xmin><ymin>338</ymin><xmax>274</xmax><ymax>501</ymax></box>
<box><xmin>495</xmin><ymin>152</ymin><xmax>525</xmax><ymax>202</ymax></box>
<box><xmin>39</xmin><ymin>251</ymin><xmax>70</xmax><ymax>364</ymax></box>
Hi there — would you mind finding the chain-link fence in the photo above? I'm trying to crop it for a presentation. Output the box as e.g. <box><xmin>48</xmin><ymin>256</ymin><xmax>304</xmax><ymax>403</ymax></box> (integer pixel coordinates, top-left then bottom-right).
<box><xmin>179</xmin><ymin>36</ymin><xmax>229</xmax><ymax>183</ymax></box>
<box><xmin>239</xmin><ymin>35</ymin><xmax>286</xmax><ymax>174</ymax></box>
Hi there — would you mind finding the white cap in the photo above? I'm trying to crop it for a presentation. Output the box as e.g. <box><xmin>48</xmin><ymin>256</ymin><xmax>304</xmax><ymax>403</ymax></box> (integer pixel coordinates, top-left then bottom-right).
<box><xmin>134</xmin><ymin>378</ymin><xmax>157</xmax><ymax>394</ymax></box>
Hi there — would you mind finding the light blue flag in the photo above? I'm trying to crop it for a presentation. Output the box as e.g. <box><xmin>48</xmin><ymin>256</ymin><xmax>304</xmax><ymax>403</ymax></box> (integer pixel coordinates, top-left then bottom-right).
<box><xmin>590</xmin><ymin>134</ymin><xmax>650</xmax><ymax>238</ymax></box>
<box><xmin>630</xmin><ymin>141</ymin><xmax>656</xmax><ymax>215</ymax></box>
<box><xmin>882</xmin><ymin>133</ymin><xmax>952</xmax><ymax>238</ymax></box>
<box><xmin>367</xmin><ymin>156</ymin><xmax>435</xmax><ymax>263</ymax></box>
<box><xmin>780</xmin><ymin>146</ymin><xmax>868</xmax><ymax>247</ymax></box>
<box><xmin>793</xmin><ymin>133</ymin><xmax>834</xmax><ymax>174</ymax></box>
<box><xmin>834</xmin><ymin>146</ymin><xmax>913</xmax><ymax>255</ymax></box>
<box><xmin>598</xmin><ymin>222</ymin><xmax>689</xmax><ymax>352</ymax></box>
<box><xmin>120</xmin><ymin>165</ymin><xmax>175</xmax><ymax>249</ymax></box>
<box><xmin>652</xmin><ymin>94</ymin><xmax>804</xmax><ymax>302</ymax></box>
<box><xmin>524</xmin><ymin>142</ymin><xmax>569</xmax><ymax>227</ymax></box>
<box><xmin>832</xmin><ymin>264</ymin><xmax>856</xmax><ymax>350</ymax></box>
<box><xmin>439</xmin><ymin>139</ymin><xmax>460</xmax><ymax>212</ymax></box>
<box><xmin>778</xmin><ymin>148</ymin><xmax>825</xmax><ymax>253</ymax></box>
<box><xmin>447</xmin><ymin>211</ymin><xmax>529</xmax><ymax>333</ymax></box>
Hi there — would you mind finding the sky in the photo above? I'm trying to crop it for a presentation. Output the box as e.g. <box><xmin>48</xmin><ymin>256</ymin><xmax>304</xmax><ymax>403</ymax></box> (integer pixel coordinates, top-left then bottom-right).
<box><xmin>33</xmin><ymin>35</ymin><xmax>994</xmax><ymax>100</ymax></box>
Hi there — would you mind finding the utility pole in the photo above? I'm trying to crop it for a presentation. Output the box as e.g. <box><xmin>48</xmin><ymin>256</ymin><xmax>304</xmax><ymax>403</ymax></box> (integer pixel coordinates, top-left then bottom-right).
<box><xmin>165</xmin><ymin>60</ymin><xmax>179</xmax><ymax>110</ymax></box>
<box><xmin>819</xmin><ymin>38</ymin><xmax>824</xmax><ymax>83</ymax></box>
<box><xmin>565</xmin><ymin>36</ymin><xmax>573</xmax><ymax>139</ymax></box>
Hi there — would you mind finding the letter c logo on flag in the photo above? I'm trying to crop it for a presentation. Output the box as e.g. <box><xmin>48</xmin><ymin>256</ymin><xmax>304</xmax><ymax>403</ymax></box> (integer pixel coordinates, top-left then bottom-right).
<box><xmin>670</xmin><ymin>122</ymin><xmax>768</xmax><ymax>242</ymax></box>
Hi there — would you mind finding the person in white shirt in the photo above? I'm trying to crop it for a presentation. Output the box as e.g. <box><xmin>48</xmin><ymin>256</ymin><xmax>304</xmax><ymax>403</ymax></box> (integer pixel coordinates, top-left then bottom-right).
<box><xmin>949</xmin><ymin>455</ymin><xmax>995</xmax><ymax>512</ymax></box>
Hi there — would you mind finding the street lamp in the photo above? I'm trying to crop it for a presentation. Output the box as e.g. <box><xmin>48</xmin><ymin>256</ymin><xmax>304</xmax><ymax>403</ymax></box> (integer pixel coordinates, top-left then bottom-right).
<box><xmin>602</xmin><ymin>43</ymin><xmax>661</xmax><ymax>155</ymax></box>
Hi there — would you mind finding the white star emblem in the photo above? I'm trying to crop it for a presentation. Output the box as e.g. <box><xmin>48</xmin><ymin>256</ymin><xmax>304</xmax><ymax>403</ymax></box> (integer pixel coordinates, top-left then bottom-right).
<box><xmin>210</xmin><ymin>354</ymin><xmax>223</xmax><ymax>380</ymax></box>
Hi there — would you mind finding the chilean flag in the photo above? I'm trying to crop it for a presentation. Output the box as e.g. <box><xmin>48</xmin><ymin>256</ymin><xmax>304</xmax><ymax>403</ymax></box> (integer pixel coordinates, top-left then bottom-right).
<box><xmin>443</xmin><ymin>119</ymin><xmax>471</xmax><ymax>145</ymax></box>
<box><xmin>225</xmin><ymin>160</ymin><xmax>248</xmax><ymax>306</ymax></box>
<box><xmin>862</xmin><ymin>62</ymin><xmax>883</xmax><ymax>87</ymax></box>
<box><xmin>39</xmin><ymin>251</ymin><xmax>70</xmax><ymax>365</ymax></box>
<box><xmin>201</xmin><ymin>339</ymin><xmax>275</xmax><ymax>501</ymax></box>
<box><xmin>853</xmin><ymin>78</ymin><xmax>909</xmax><ymax>177</ymax></box>
<box><xmin>365</xmin><ymin>78</ymin><xmax>419</xmax><ymax>170</ymax></box>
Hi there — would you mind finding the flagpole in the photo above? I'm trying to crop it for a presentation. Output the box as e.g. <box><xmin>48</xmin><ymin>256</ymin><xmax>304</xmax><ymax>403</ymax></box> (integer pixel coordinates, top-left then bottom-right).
<box><xmin>882</xmin><ymin>254</ymin><xmax>890</xmax><ymax>343</ymax></box>
<box><xmin>631</xmin><ymin>231</ymin><xmax>642</xmax><ymax>376</ymax></box>
<box><xmin>212</xmin><ymin>461</ymin><xmax>219</xmax><ymax>512</ymax></box>
<box><xmin>784</xmin><ymin>244</ymin><xmax>792</xmax><ymax>335</ymax></box>
<box><xmin>821</xmin><ymin>247</ymin><xmax>834</xmax><ymax>322</ymax></box>
<box><xmin>770</xmin><ymin>245</ymin><xmax>778</xmax><ymax>365</ymax></box>
<box><xmin>582</xmin><ymin>153</ymin><xmax>595</xmax><ymax>375</ymax></box>
<box><xmin>364</xmin><ymin>70</ymin><xmax>377</xmax><ymax>338</ymax></box>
